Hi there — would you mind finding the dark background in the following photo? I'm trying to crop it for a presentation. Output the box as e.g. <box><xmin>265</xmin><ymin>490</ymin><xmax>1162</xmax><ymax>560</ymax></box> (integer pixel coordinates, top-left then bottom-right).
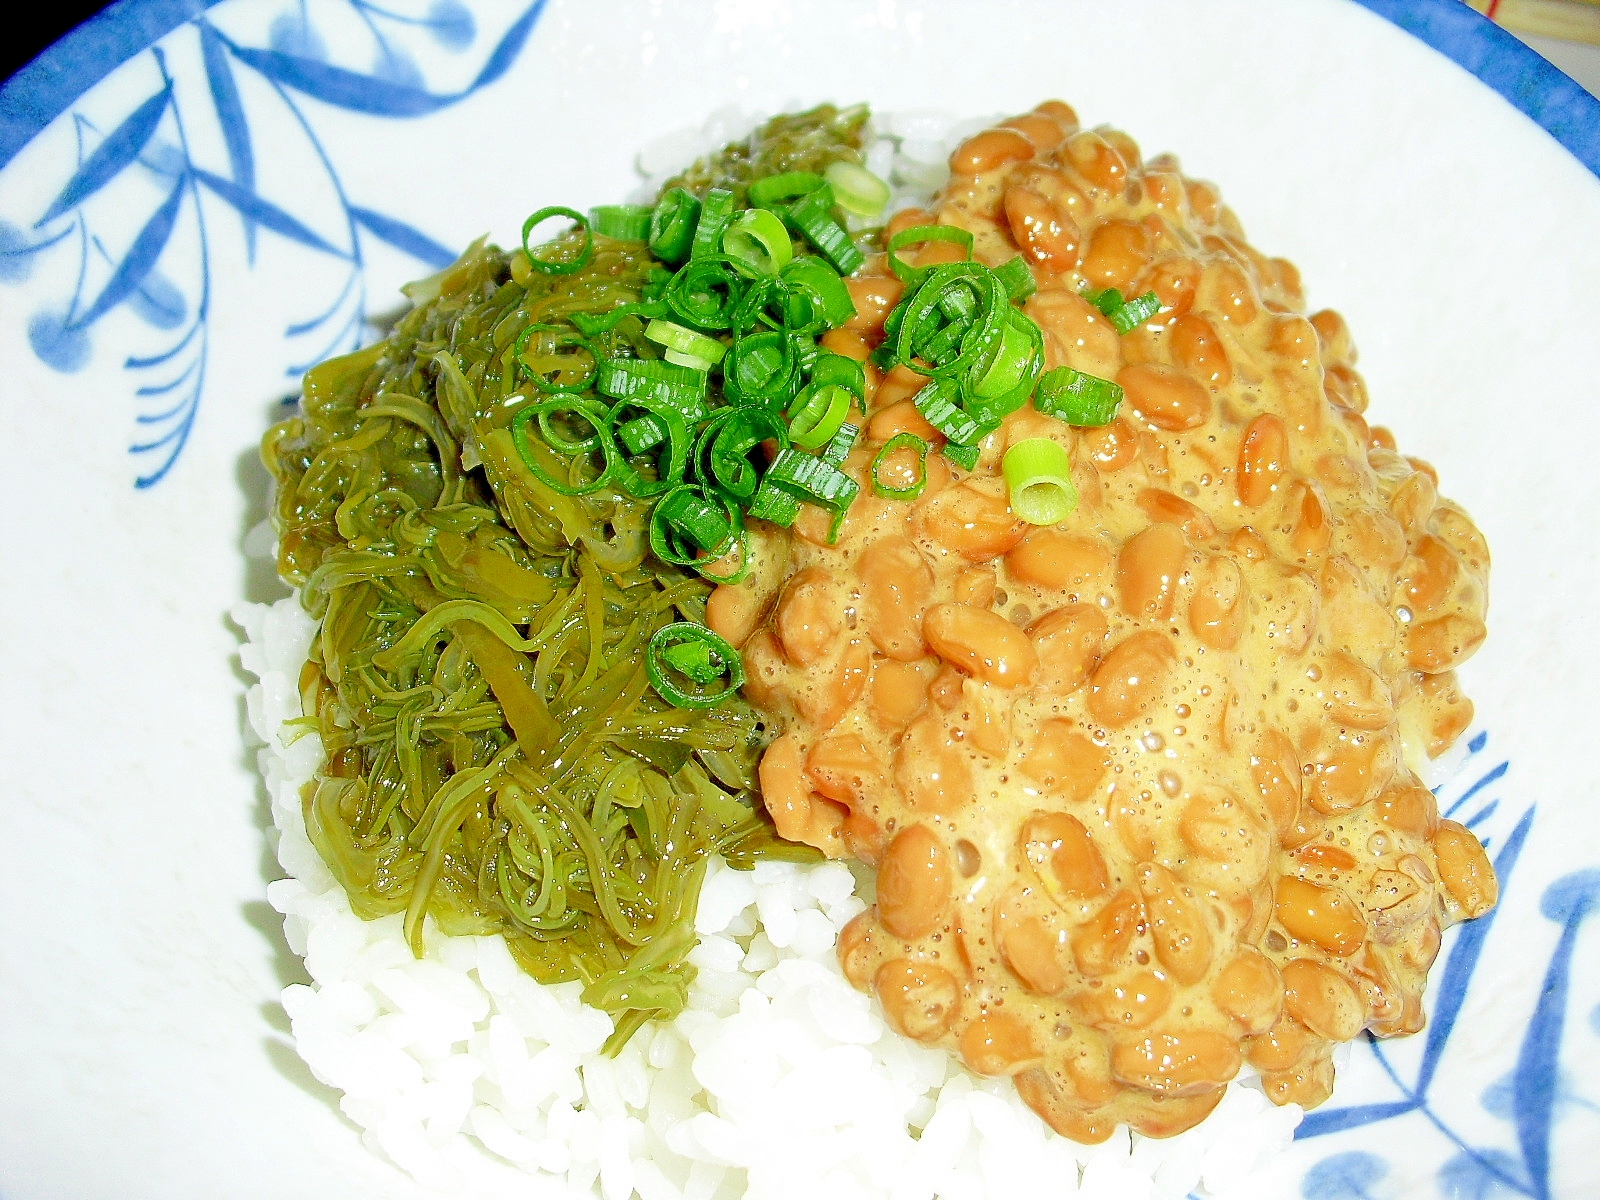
<box><xmin>4</xmin><ymin>1</ymin><xmax>116</xmax><ymax>88</ymax></box>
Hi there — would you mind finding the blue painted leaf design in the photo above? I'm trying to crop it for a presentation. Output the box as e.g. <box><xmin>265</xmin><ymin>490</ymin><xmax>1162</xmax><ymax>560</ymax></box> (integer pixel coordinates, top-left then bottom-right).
<box><xmin>1415</xmin><ymin>805</ymin><xmax>1534</xmax><ymax>1094</ymax></box>
<box><xmin>72</xmin><ymin>173</ymin><xmax>185</xmax><ymax>329</ymax></box>
<box><xmin>350</xmin><ymin>206</ymin><xmax>455</xmax><ymax>268</ymax></box>
<box><xmin>198</xmin><ymin>21</ymin><xmax>256</xmax><ymax>260</ymax></box>
<box><xmin>428</xmin><ymin>0</ymin><xmax>476</xmax><ymax>51</ymax></box>
<box><xmin>1300</xmin><ymin>1151</ymin><xmax>1386</xmax><ymax>1200</ymax></box>
<box><xmin>37</xmin><ymin>84</ymin><xmax>172</xmax><ymax>226</ymax></box>
<box><xmin>226</xmin><ymin>44</ymin><xmax>451</xmax><ymax>117</ymax></box>
<box><xmin>193</xmin><ymin>169</ymin><xmax>347</xmax><ymax>258</ymax></box>
<box><xmin>1516</xmin><ymin>868</ymin><xmax>1600</xmax><ymax>1199</ymax></box>
<box><xmin>1295</xmin><ymin>1098</ymin><xmax>1417</xmax><ymax>1139</ymax></box>
<box><xmin>471</xmin><ymin>0</ymin><xmax>546</xmax><ymax>93</ymax></box>
<box><xmin>1437</xmin><ymin>1149</ymin><xmax>1530</xmax><ymax>1199</ymax></box>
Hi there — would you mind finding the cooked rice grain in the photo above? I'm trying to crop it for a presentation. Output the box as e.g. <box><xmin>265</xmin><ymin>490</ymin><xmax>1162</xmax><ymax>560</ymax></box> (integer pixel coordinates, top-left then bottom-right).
<box><xmin>236</xmin><ymin>594</ymin><xmax>1301</xmax><ymax>1199</ymax></box>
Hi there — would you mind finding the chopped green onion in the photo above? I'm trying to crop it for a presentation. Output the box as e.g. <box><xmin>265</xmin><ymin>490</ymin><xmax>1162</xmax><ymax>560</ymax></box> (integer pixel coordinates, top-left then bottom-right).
<box><xmin>941</xmin><ymin>441</ymin><xmax>982</xmax><ymax>471</ymax></box>
<box><xmin>520</xmin><ymin>206</ymin><xmax>593</xmax><ymax>276</ymax></box>
<box><xmin>747</xmin><ymin>476</ymin><xmax>800</xmax><ymax>525</ymax></box>
<box><xmin>808</xmin><ymin>351</ymin><xmax>865</xmax><ymax>401</ymax></box>
<box><xmin>992</xmin><ymin>255</ymin><xmax>1037</xmax><ymax>303</ymax></box>
<box><xmin>648</xmin><ymin>187</ymin><xmax>701</xmax><ymax>264</ymax></box>
<box><xmin>588</xmin><ymin>204</ymin><xmax>652</xmax><ymax>241</ymax></box>
<box><xmin>607</xmin><ymin>399</ymin><xmax>690</xmax><ymax>497</ymax></box>
<box><xmin>648</xmin><ymin>483</ymin><xmax>742</xmax><ymax>576</ymax></box>
<box><xmin>644</xmin><ymin>318</ymin><xmax>727</xmax><ymax>365</ymax></box>
<box><xmin>595</xmin><ymin>358</ymin><xmax>709</xmax><ymax>418</ymax></box>
<box><xmin>870</xmin><ymin>432</ymin><xmax>930</xmax><ymax>500</ymax></box>
<box><xmin>1034</xmin><ymin>365</ymin><xmax>1123</xmax><ymax>426</ymax></box>
<box><xmin>660</xmin><ymin>638</ymin><xmax>723</xmax><ymax>684</ymax></box>
<box><xmin>765</xmin><ymin>447</ymin><xmax>860</xmax><ymax>510</ymax></box>
<box><xmin>723</xmin><ymin>330</ymin><xmax>801</xmax><ymax>409</ymax></box>
<box><xmin>646</xmin><ymin>623</ymin><xmax>745</xmax><ymax>708</ymax></box>
<box><xmin>780</xmin><ymin>256</ymin><xmax>856</xmax><ymax>330</ymax></box>
<box><xmin>509</xmin><ymin>399</ymin><xmax>617</xmax><ymax>496</ymax></box>
<box><xmin>885</xmin><ymin>224</ymin><xmax>973</xmax><ymax>283</ymax></box>
<box><xmin>691</xmin><ymin>188</ymin><xmax>736</xmax><ymax>261</ymax></box>
<box><xmin>966</xmin><ymin>308</ymin><xmax>1043</xmax><ymax>424</ymax></box>
<box><xmin>748</xmin><ymin>171</ymin><xmax>826</xmax><ymax>209</ymax></box>
<box><xmin>1087</xmin><ymin>287</ymin><xmax>1124</xmax><ymax>318</ymax></box>
<box><xmin>786</xmin><ymin>187</ymin><xmax>863</xmax><ymax>275</ymax></box>
<box><xmin>663</xmin><ymin>348</ymin><xmax>717</xmax><ymax>370</ymax></box>
<box><xmin>666</xmin><ymin>258</ymin><xmax>747</xmax><ymax>330</ymax></box>
<box><xmin>788</xmin><ymin>383</ymin><xmax>851</xmax><ymax>450</ymax></box>
<box><xmin>513</xmin><ymin>323</ymin><xmax>598</xmax><ymax>394</ymax></box>
<box><xmin>694</xmin><ymin>406</ymin><xmax>787</xmax><ymax>501</ymax></box>
<box><xmin>1002</xmin><ymin>438</ymin><xmax>1079</xmax><ymax>525</ymax></box>
<box><xmin>823</xmin><ymin>160</ymin><xmax>890</xmax><ymax>217</ymax></box>
<box><xmin>819</xmin><ymin>420</ymin><xmax>859</xmax><ymax>468</ymax></box>
<box><xmin>1107</xmin><ymin>289</ymin><xmax>1160</xmax><ymax>334</ymax></box>
<box><xmin>723</xmin><ymin>208</ymin><xmax>794</xmax><ymax>278</ymax></box>
<box><xmin>911</xmin><ymin>377</ymin><xmax>996</xmax><ymax>447</ymax></box>
<box><xmin>569</xmin><ymin>298</ymin><xmax>668</xmax><ymax>336</ymax></box>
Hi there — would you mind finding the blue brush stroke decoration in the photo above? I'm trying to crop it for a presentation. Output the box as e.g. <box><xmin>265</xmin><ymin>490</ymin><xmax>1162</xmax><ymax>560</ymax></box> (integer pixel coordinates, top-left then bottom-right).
<box><xmin>197</xmin><ymin>20</ymin><xmax>255</xmax><ymax>260</ymax></box>
<box><xmin>37</xmin><ymin>84</ymin><xmax>172</xmax><ymax>226</ymax></box>
<box><xmin>1</xmin><ymin>0</ymin><xmax>547</xmax><ymax>487</ymax></box>
<box><xmin>1297</xmin><ymin>732</ymin><xmax>1598</xmax><ymax>1199</ymax></box>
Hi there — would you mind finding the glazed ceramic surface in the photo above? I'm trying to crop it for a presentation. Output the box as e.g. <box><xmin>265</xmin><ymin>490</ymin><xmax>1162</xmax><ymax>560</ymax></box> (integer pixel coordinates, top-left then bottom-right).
<box><xmin>2</xmin><ymin>1</ymin><xmax>1598</xmax><ymax>1196</ymax></box>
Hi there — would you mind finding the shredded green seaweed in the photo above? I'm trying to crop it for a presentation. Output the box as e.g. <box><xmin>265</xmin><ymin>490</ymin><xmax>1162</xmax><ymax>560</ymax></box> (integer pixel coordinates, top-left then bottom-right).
<box><xmin>262</xmin><ymin>114</ymin><xmax>871</xmax><ymax>1050</ymax></box>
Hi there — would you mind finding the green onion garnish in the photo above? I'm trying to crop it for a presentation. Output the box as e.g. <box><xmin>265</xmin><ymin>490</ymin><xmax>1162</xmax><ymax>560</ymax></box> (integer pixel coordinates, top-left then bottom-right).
<box><xmin>870</xmin><ymin>432</ymin><xmax>929</xmax><ymax>500</ymax></box>
<box><xmin>690</xmin><ymin>188</ymin><xmax>736</xmax><ymax>262</ymax></box>
<box><xmin>749</xmin><ymin>171</ymin><xmax>827</xmax><ymax>209</ymax></box>
<box><xmin>646</xmin><ymin>623</ymin><xmax>745</xmax><ymax>709</ymax></box>
<box><xmin>788</xmin><ymin>383</ymin><xmax>851</xmax><ymax>450</ymax></box>
<box><xmin>942</xmin><ymin>441</ymin><xmax>982</xmax><ymax>472</ymax></box>
<box><xmin>823</xmin><ymin>160</ymin><xmax>890</xmax><ymax>218</ymax></box>
<box><xmin>1087</xmin><ymin>287</ymin><xmax>1161</xmax><ymax>334</ymax></box>
<box><xmin>1108</xmin><ymin>289</ymin><xmax>1160</xmax><ymax>334</ymax></box>
<box><xmin>648</xmin><ymin>187</ymin><xmax>701</xmax><ymax>264</ymax></box>
<box><xmin>1034</xmin><ymin>366</ymin><xmax>1123</xmax><ymax>426</ymax></box>
<box><xmin>644</xmin><ymin>318</ymin><xmax>727</xmax><ymax>366</ymax></box>
<box><xmin>1002</xmin><ymin>438</ymin><xmax>1079</xmax><ymax>525</ymax></box>
<box><xmin>521</xmin><ymin>206</ymin><xmax>593</xmax><ymax>276</ymax></box>
<box><xmin>588</xmin><ymin>204</ymin><xmax>652</xmax><ymax>241</ymax></box>
<box><xmin>513</xmin><ymin>323</ymin><xmax>598</xmax><ymax>394</ymax></box>
<box><xmin>819</xmin><ymin>420</ymin><xmax>859</xmax><ymax>468</ymax></box>
<box><xmin>780</xmin><ymin>256</ymin><xmax>855</xmax><ymax>331</ymax></box>
<box><xmin>785</xmin><ymin>186</ymin><xmax>863</xmax><ymax>275</ymax></box>
<box><xmin>992</xmin><ymin>255</ymin><xmax>1037</xmax><ymax>303</ymax></box>
<box><xmin>666</xmin><ymin>258</ymin><xmax>747</xmax><ymax>330</ymax></box>
<box><xmin>509</xmin><ymin>399</ymin><xmax>617</xmax><ymax>496</ymax></box>
<box><xmin>885</xmin><ymin>223</ymin><xmax>973</xmax><ymax>283</ymax></box>
<box><xmin>723</xmin><ymin>208</ymin><xmax>794</xmax><ymax>278</ymax></box>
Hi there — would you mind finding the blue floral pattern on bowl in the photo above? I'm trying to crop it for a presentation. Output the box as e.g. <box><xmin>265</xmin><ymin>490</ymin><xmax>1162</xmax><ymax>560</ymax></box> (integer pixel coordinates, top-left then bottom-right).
<box><xmin>1</xmin><ymin>3</ymin><xmax>1596</xmax><ymax>1196</ymax></box>
<box><xmin>0</xmin><ymin>0</ymin><xmax>544</xmax><ymax>485</ymax></box>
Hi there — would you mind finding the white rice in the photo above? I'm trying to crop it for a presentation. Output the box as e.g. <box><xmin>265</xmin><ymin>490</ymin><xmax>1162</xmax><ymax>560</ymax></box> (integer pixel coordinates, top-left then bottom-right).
<box><xmin>235</xmin><ymin>585</ymin><xmax>1300</xmax><ymax>1199</ymax></box>
<box><xmin>234</xmin><ymin>107</ymin><xmax>1307</xmax><ymax>1197</ymax></box>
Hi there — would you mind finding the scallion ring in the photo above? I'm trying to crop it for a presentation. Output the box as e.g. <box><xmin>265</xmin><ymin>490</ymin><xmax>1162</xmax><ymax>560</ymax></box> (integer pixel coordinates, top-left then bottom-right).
<box><xmin>588</xmin><ymin>204</ymin><xmax>651</xmax><ymax>241</ymax></box>
<box><xmin>886</xmin><ymin>224</ymin><xmax>974</xmax><ymax>283</ymax></box>
<box><xmin>823</xmin><ymin>160</ymin><xmax>890</xmax><ymax>218</ymax></box>
<box><xmin>646</xmin><ymin>622</ymin><xmax>746</xmax><ymax>709</ymax></box>
<box><xmin>643</xmin><ymin>318</ymin><xmax>727</xmax><ymax>365</ymax></box>
<box><xmin>665</xmin><ymin>257</ymin><xmax>747</xmax><ymax>330</ymax></box>
<box><xmin>513</xmin><ymin>322</ymin><xmax>598</xmax><ymax>394</ymax></box>
<box><xmin>788</xmin><ymin>383</ymin><xmax>851</xmax><ymax>450</ymax></box>
<box><xmin>509</xmin><ymin>399</ymin><xmax>617</xmax><ymax>496</ymax></box>
<box><xmin>520</xmin><ymin>205</ymin><xmax>593</xmax><ymax>277</ymax></box>
<box><xmin>722</xmin><ymin>209</ymin><xmax>794</xmax><ymax>278</ymax></box>
<box><xmin>1002</xmin><ymin>437</ymin><xmax>1079</xmax><ymax>525</ymax></box>
<box><xmin>870</xmin><ymin>432</ymin><xmax>930</xmax><ymax>500</ymax></box>
<box><xmin>1034</xmin><ymin>365</ymin><xmax>1123</xmax><ymax>426</ymax></box>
